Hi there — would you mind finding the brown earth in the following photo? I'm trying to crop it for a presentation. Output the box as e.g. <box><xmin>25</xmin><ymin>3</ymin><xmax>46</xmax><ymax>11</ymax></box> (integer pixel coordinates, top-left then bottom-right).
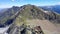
<box><xmin>26</xmin><ymin>19</ymin><xmax>60</xmax><ymax>34</ymax></box>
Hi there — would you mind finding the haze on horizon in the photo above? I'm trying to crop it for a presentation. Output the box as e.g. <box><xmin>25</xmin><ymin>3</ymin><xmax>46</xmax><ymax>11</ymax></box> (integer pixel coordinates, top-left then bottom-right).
<box><xmin>0</xmin><ymin>0</ymin><xmax>60</xmax><ymax>8</ymax></box>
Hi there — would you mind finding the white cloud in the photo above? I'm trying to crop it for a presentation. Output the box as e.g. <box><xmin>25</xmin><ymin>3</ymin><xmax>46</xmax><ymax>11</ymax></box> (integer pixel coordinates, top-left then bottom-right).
<box><xmin>57</xmin><ymin>2</ymin><xmax>60</xmax><ymax>5</ymax></box>
<box><xmin>0</xmin><ymin>4</ymin><xmax>12</xmax><ymax>8</ymax></box>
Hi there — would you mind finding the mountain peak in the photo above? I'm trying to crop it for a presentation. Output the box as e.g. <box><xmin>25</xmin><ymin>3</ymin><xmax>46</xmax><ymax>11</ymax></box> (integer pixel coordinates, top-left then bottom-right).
<box><xmin>0</xmin><ymin>5</ymin><xmax>60</xmax><ymax>34</ymax></box>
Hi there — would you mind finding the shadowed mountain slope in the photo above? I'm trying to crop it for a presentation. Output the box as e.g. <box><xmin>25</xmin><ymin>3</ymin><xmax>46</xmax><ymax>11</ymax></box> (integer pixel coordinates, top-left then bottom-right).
<box><xmin>6</xmin><ymin>5</ymin><xmax>60</xmax><ymax>34</ymax></box>
<box><xmin>0</xmin><ymin>4</ymin><xmax>60</xmax><ymax>34</ymax></box>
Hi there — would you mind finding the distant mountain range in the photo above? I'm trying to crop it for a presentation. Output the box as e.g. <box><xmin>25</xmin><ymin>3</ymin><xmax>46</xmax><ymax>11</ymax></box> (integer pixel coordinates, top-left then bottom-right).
<box><xmin>0</xmin><ymin>4</ymin><xmax>60</xmax><ymax>27</ymax></box>
<box><xmin>40</xmin><ymin>5</ymin><xmax>60</xmax><ymax>14</ymax></box>
<box><xmin>0</xmin><ymin>4</ymin><xmax>60</xmax><ymax>34</ymax></box>
<box><xmin>0</xmin><ymin>8</ymin><xmax>9</xmax><ymax>13</ymax></box>
<box><xmin>0</xmin><ymin>5</ymin><xmax>60</xmax><ymax>14</ymax></box>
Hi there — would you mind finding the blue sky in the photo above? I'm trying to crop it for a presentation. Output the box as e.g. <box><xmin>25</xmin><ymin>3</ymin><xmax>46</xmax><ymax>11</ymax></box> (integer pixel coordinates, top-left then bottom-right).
<box><xmin>0</xmin><ymin>0</ymin><xmax>60</xmax><ymax>8</ymax></box>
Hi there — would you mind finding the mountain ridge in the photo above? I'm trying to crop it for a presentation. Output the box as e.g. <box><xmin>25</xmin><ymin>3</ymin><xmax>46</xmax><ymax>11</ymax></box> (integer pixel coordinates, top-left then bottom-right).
<box><xmin>0</xmin><ymin>4</ymin><xmax>60</xmax><ymax>34</ymax></box>
<box><xmin>0</xmin><ymin>4</ymin><xmax>60</xmax><ymax>26</ymax></box>
<box><xmin>40</xmin><ymin>5</ymin><xmax>60</xmax><ymax>14</ymax></box>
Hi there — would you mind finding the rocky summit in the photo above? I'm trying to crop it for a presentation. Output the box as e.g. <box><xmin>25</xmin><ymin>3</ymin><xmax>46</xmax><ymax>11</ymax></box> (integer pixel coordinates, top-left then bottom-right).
<box><xmin>0</xmin><ymin>4</ymin><xmax>60</xmax><ymax>34</ymax></box>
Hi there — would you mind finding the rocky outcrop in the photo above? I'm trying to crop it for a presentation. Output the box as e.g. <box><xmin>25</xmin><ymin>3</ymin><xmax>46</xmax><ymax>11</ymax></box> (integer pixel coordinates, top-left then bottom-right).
<box><xmin>7</xmin><ymin>24</ymin><xmax>44</xmax><ymax>34</ymax></box>
<box><xmin>0</xmin><ymin>4</ymin><xmax>60</xmax><ymax>34</ymax></box>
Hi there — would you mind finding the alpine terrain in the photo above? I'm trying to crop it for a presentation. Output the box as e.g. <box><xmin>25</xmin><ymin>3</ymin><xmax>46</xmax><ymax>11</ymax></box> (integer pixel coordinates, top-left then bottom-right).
<box><xmin>0</xmin><ymin>4</ymin><xmax>60</xmax><ymax>34</ymax></box>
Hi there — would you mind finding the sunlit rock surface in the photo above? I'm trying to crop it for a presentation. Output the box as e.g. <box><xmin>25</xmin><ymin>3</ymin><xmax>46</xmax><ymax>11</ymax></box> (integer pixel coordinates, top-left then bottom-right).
<box><xmin>0</xmin><ymin>4</ymin><xmax>60</xmax><ymax>34</ymax></box>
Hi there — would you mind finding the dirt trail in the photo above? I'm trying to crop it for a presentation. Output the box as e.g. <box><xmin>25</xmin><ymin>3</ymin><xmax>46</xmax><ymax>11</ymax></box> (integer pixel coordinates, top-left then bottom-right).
<box><xmin>26</xmin><ymin>19</ymin><xmax>60</xmax><ymax>34</ymax></box>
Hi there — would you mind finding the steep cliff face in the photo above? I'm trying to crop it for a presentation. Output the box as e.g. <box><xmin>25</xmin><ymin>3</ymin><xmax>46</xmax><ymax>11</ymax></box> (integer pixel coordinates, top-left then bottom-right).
<box><xmin>0</xmin><ymin>6</ymin><xmax>20</xmax><ymax>27</ymax></box>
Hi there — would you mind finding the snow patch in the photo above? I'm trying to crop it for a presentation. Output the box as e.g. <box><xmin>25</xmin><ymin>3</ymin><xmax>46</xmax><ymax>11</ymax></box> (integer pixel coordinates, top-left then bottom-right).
<box><xmin>44</xmin><ymin>11</ymin><xmax>49</xmax><ymax>13</ymax></box>
<box><xmin>0</xmin><ymin>26</ymin><xmax>9</xmax><ymax>34</ymax></box>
